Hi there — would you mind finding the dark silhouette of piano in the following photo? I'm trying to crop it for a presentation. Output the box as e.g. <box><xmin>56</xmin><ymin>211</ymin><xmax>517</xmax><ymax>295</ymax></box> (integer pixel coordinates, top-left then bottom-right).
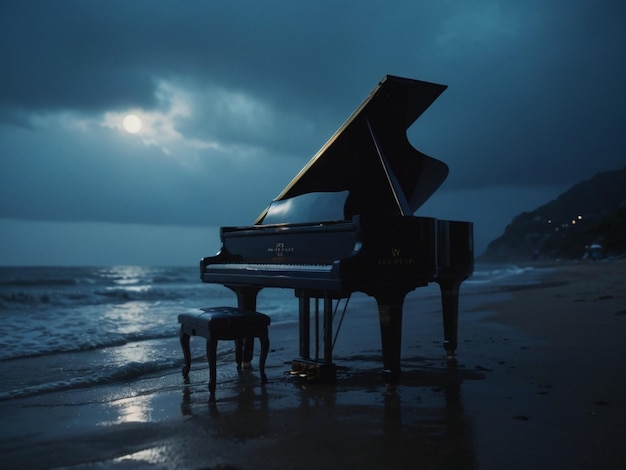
<box><xmin>200</xmin><ymin>75</ymin><xmax>474</xmax><ymax>389</ymax></box>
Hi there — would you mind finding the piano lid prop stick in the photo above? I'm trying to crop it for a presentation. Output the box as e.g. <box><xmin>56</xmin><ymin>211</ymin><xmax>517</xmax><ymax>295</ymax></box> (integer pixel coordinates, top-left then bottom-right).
<box><xmin>332</xmin><ymin>296</ymin><xmax>351</xmax><ymax>351</ymax></box>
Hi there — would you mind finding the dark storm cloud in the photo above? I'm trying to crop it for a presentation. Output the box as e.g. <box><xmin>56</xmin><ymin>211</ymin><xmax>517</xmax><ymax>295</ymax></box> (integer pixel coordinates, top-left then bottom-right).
<box><xmin>0</xmin><ymin>2</ymin><xmax>159</xmax><ymax>120</ymax></box>
<box><xmin>1</xmin><ymin>0</ymin><xmax>625</xmax><ymax>237</ymax></box>
<box><xmin>417</xmin><ymin>0</ymin><xmax>626</xmax><ymax>189</ymax></box>
<box><xmin>1</xmin><ymin>1</ymin><xmax>373</xmax><ymax>119</ymax></box>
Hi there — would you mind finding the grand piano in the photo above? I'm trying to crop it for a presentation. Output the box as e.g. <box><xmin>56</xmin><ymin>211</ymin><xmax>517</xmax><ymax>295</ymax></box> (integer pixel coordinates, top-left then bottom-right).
<box><xmin>200</xmin><ymin>75</ymin><xmax>474</xmax><ymax>388</ymax></box>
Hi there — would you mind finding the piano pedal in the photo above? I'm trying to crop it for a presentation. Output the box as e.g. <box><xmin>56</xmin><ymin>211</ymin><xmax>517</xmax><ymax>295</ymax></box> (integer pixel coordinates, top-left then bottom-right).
<box><xmin>290</xmin><ymin>359</ymin><xmax>336</xmax><ymax>382</ymax></box>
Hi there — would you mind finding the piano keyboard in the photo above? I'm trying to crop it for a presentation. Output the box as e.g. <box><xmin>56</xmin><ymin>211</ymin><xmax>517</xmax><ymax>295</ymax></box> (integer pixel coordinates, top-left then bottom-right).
<box><xmin>205</xmin><ymin>263</ymin><xmax>334</xmax><ymax>273</ymax></box>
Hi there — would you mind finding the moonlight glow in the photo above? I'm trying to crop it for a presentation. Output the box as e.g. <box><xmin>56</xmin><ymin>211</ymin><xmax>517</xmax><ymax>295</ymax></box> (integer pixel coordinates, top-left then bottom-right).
<box><xmin>123</xmin><ymin>114</ymin><xmax>142</xmax><ymax>133</ymax></box>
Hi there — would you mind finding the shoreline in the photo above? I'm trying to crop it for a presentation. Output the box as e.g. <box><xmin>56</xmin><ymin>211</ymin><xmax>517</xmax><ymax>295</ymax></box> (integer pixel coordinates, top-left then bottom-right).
<box><xmin>465</xmin><ymin>259</ymin><xmax>626</xmax><ymax>468</ymax></box>
<box><xmin>2</xmin><ymin>261</ymin><xmax>625</xmax><ymax>469</ymax></box>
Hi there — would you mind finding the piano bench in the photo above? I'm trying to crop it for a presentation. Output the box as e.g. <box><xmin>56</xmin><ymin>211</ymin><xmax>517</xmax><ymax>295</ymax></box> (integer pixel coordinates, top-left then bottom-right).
<box><xmin>178</xmin><ymin>306</ymin><xmax>271</xmax><ymax>398</ymax></box>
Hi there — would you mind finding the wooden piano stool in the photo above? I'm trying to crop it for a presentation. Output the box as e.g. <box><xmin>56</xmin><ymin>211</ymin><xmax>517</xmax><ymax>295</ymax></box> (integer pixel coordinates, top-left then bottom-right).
<box><xmin>178</xmin><ymin>307</ymin><xmax>271</xmax><ymax>397</ymax></box>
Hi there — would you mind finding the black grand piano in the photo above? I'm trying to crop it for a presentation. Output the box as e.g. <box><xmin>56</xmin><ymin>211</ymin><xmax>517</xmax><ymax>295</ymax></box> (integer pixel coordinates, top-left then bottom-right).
<box><xmin>200</xmin><ymin>75</ymin><xmax>474</xmax><ymax>388</ymax></box>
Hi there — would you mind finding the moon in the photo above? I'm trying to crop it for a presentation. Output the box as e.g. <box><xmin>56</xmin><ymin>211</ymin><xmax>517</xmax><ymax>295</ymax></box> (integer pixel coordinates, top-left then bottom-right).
<box><xmin>123</xmin><ymin>114</ymin><xmax>142</xmax><ymax>133</ymax></box>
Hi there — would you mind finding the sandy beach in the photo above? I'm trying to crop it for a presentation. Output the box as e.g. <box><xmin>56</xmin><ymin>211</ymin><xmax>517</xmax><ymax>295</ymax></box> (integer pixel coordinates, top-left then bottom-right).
<box><xmin>1</xmin><ymin>260</ymin><xmax>625</xmax><ymax>469</ymax></box>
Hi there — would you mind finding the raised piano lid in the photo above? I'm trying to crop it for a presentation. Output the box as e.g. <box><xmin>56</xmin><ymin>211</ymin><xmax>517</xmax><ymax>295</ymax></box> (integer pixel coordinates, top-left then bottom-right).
<box><xmin>255</xmin><ymin>75</ymin><xmax>449</xmax><ymax>225</ymax></box>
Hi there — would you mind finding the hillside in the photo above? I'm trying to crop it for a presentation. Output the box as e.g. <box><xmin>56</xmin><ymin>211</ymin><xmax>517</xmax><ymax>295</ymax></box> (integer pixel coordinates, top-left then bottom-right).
<box><xmin>480</xmin><ymin>166</ymin><xmax>626</xmax><ymax>262</ymax></box>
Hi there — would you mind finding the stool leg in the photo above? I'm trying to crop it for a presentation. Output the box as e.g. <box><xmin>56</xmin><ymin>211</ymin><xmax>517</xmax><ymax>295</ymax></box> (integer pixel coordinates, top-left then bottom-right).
<box><xmin>179</xmin><ymin>326</ymin><xmax>191</xmax><ymax>380</ymax></box>
<box><xmin>243</xmin><ymin>336</ymin><xmax>254</xmax><ymax>367</ymax></box>
<box><xmin>235</xmin><ymin>338</ymin><xmax>244</xmax><ymax>369</ymax></box>
<box><xmin>259</xmin><ymin>332</ymin><xmax>269</xmax><ymax>383</ymax></box>
<box><xmin>206</xmin><ymin>335</ymin><xmax>218</xmax><ymax>395</ymax></box>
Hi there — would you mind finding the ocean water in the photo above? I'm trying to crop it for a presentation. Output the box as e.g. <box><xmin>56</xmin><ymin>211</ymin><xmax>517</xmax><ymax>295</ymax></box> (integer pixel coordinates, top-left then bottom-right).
<box><xmin>0</xmin><ymin>264</ymin><xmax>540</xmax><ymax>401</ymax></box>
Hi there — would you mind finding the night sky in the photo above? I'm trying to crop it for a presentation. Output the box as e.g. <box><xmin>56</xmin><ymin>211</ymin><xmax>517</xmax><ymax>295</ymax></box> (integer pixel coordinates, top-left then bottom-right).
<box><xmin>1</xmin><ymin>1</ymin><xmax>624</xmax><ymax>266</ymax></box>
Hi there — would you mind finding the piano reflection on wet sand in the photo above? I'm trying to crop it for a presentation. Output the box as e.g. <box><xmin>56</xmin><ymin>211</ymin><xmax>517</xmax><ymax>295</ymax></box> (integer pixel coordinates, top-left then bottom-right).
<box><xmin>200</xmin><ymin>75</ymin><xmax>474</xmax><ymax>389</ymax></box>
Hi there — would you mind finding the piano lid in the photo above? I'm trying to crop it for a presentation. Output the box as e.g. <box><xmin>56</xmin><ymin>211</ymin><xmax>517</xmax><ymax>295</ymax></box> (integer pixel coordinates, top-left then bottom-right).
<box><xmin>255</xmin><ymin>75</ymin><xmax>449</xmax><ymax>225</ymax></box>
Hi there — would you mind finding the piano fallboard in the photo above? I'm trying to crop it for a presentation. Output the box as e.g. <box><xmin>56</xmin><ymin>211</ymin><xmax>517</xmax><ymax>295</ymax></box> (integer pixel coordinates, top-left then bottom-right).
<box><xmin>218</xmin><ymin>220</ymin><xmax>359</xmax><ymax>266</ymax></box>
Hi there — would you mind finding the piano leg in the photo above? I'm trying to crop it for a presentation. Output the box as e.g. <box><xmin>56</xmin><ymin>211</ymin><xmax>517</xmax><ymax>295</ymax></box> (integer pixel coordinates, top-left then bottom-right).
<box><xmin>179</xmin><ymin>325</ymin><xmax>191</xmax><ymax>382</ymax></box>
<box><xmin>298</xmin><ymin>294</ymin><xmax>311</xmax><ymax>359</ymax></box>
<box><xmin>323</xmin><ymin>292</ymin><xmax>333</xmax><ymax>366</ymax></box>
<box><xmin>375</xmin><ymin>290</ymin><xmax>408</xmax><ymax>390</ymax></box>
<box><xmin>228</xmin><ymin>286</ymin><xmax>262</xmax><ymax>367</ymax></box>
<box><xmin>436</xmin><ymin>277</ymin><xmax>466</xmax><ymax>357</ymax></box>
<box><xmin>207</xmin><ymin>335</ymin><xmax>218</xmax><ymax>394</ymax></box>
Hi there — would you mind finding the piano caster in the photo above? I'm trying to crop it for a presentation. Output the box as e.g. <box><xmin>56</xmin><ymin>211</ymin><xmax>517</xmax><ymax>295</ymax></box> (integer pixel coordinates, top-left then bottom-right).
<box><xmin>385</xmin><ymin>383</ymin><xmax>397</xmax><ymax>394</ymax></box>
<box><xmin>443</xmin><ymin>336</ymin><xmax>458</xmax><ymax>360</ymax></box>
<box><xmin>382</xmin><ymin>369</ymin><xmax>401</xmax><ymax>391</ymax></box>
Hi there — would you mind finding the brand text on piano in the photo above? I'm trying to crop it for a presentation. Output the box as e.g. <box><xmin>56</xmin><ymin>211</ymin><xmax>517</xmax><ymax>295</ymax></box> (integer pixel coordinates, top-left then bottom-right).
<box><xmin>267</xmin><ymin>242</ymin><xmax>295</xmax><ymax>257</ymax></box>
<box><xmin>377</xmin><ymin>248</ymin><xmax>415</xmax><ymax>266</ymax></box>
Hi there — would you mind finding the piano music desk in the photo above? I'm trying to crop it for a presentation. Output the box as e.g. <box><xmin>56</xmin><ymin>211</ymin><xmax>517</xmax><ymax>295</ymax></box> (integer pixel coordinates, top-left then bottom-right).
<box><xmin>178</xmin><ymin>307</ymin><xmax>270</xmax><ymax>400</ymax></box>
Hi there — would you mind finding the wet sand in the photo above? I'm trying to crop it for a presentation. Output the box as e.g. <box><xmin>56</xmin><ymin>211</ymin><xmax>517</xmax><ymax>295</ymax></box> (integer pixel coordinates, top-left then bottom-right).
<box><xmin>1</xmin><ymin>260</ymin><xmax>625</xmax><ymax>469</ymax></box>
